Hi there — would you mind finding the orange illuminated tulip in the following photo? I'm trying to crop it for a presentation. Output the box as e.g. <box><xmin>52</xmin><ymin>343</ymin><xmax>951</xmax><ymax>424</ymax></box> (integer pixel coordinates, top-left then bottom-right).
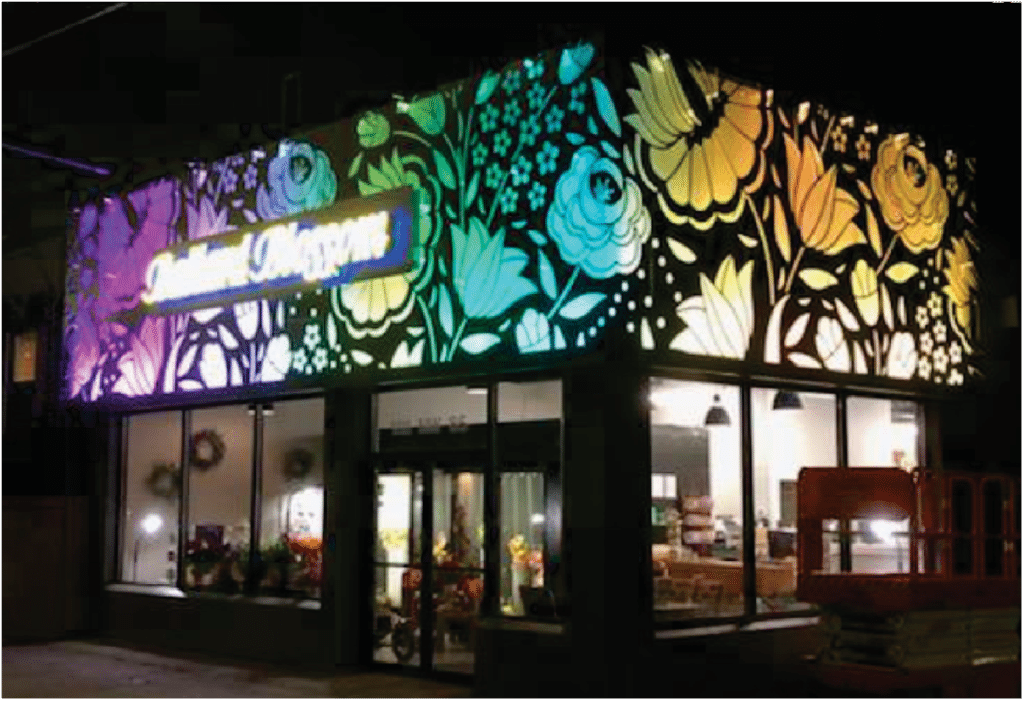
<box><xmin>783</xmin><ymin>134</ymin><xmax>864</xmax><ymax>255</ymax></box>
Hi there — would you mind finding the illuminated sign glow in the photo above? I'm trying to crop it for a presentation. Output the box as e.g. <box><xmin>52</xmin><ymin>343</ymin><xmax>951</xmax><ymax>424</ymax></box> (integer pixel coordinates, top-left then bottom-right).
<box><xmin>142</xmin><ymin>189</ymin><xmax>417</xmax><ymax>313</ymax></box>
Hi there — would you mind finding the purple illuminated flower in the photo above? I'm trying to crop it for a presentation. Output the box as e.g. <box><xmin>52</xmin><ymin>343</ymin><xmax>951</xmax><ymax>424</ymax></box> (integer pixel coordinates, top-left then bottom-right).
<box><xmin>221</xmin><ymin>167</ymin><xmax>239</xmax><ymax>194</ymax></box>
<box><xmin>243</xmin><ymin>164</ymin><xmax>258</xmax><ymax>191</ymax></box>
<box><xmin>187</xmin><ymin>196</ymin><xmax>234</xmax><ymax>240</ymax></box>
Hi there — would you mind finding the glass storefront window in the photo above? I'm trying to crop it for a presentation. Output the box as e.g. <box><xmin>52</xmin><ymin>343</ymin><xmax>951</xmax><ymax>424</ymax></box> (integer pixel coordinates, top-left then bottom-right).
<box><xmin>752</xmin><ymin>389</ymin><xmax>836</xmax><ymax>612</ymax></box>
<box><xmin>499</xmin><ymin>380</ymin><xmax>561</xmax><ymax>619</ymax></box>
<box><xmin>185</xmin><ymin>405</ymin><xmax>253</xmax><ymax>594</ymax></box>
<box><xmin>846</xmin><ymin>397</ymin><xmax>922</xmax><ymax>575</ymax></box>
<box><xmin>120</xmin><ymin>411</ymin><xmax>181</xmax><ymax>585</ymax></box>
<box><xmin>260</xmin><ymin>398</ymin><xmax>325</xmax><ymax>597</ymax></box>
<box><xmin>650</xmin><ymin>378</ymin><xmax>743</xmax><ymax>621</ymax></box>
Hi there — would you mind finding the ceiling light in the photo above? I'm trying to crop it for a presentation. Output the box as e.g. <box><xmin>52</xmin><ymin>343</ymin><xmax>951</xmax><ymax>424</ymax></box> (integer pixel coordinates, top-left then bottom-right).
<box><xmin>704</xmin><ymin>394</ymin><xmax>730</xmax><ymax>427</ymax></box>
<box><xmin>772</xmin><ymin>390</ymin><xmax>803</xmax><ymax>410</ymax></box>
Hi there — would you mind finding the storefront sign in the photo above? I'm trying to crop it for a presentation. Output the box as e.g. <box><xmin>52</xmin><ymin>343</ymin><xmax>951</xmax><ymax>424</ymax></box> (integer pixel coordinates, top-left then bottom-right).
<box><xmin>142</xmin><ymin>188</ymin><xmax>418</xmax><ymax>313</ymax></box>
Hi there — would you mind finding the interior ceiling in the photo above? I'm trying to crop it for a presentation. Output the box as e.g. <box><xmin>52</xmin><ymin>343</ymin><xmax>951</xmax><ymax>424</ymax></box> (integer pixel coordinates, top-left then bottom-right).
<box><xmin>2</xmin><ymin>4</ymin><xmax>1020</xmax><ymax>273</ymax></box>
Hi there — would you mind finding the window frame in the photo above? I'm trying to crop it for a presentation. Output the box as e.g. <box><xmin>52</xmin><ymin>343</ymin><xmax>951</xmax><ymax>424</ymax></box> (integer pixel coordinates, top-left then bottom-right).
<box><xmin>112</xmin><ymin>391</ymin><xmax>326</xmax><ymax>600</ymax></box>
<box><xmin>647</xmin><ymin>370</ymin><xmax>929</xmax><ymax>633</ymax></box>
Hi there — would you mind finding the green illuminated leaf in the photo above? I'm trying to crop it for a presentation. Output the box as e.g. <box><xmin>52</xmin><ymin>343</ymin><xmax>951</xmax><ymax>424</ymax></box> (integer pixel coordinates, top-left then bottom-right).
<box><xmin>587</xmin><ymin>116</ymin><xmax>598</xmax><ymax>136</ymax></box>
<box><xmin>600</xmin><ymin>141</ymin><xmax>618</xmax><ymax>160</ymax></box>
<box><xmin>566</xmin><ymin>133</ymin><xmax>586</xmax><ymax>146</ymax></box>
<box><xmin>866</xmin><ymin>207</ymin><xmax>882</xmax><ymax>257</ymax></box>
<box><xmin>477</xmin><ymin>199</ymin><xmax>485</xmax><ymax>215</ymax></box>
<box><xmin>591</xmin><ymin>77</ymin><xmax>621</xmax><ymax>137</ymax></box>
<box><xmin>475</xmin><ymin>72</ymin><xmax>500</xmax><ymax>105</ymax></box>
<box><xmin>348</xmin><ymin>152</ymin><xmax>363</xmax><ymax>179</ymax></box>
<box><xmin>357</xmin><ymin>180</ymin><xmax>377</xmax><ymax>197</ymax></box>
<box><xmin>667</xmin><ymin>238</ymin><xmax>696</xmax><ymax>263</ymax></box>
<box><xmin>527</xmin><ymin>229</ymin><xmax>547</xmax><ymax>246</ymax></box>
<box><xmin>445</xmin><ymin>201</ymin><xmax>456</xmax><ymax>220</ymax></box>
<box><xmin>798</xmin><ymin>269</ymin><xmax>838</xmax><ymax>290</ymax></box>
<box><xmin>327</xmin><ymin>315</ymin><xmax>338</xmax><ymax>349</ymax></box>
<box><xmin>511</xmin><ymin>220</ymin><xmax>527</xmax><ymax>229</ymax></box>
<box><xmin>367</xmin><ymin>163</ymin><xmax>391</xmax><ymax>190</ymax></box>
<box><xmin>773</xmin><ymin>195</ymin><xmax>791</xmax><ymax>263</ymax></box>
<box><xmin>465</xmin><ymin>171</ymin><xmax>480</xmax><ymax>209</ymax></box>
<box><xmin>499</xmin><ymin>319</ymin><xmax>511</xmax><ymax>333</ymax></box>
<box><xmin>885</xmin><ymin>262</ymin><xmax>919</xmax><ymax>284</ymax></box>
<box><xmin>351</xmin><ymin>350</ymin><xmax>373</xmax><ymax>366</ymax></box>
<box><xmin>538</xmin><ymin>250</ymin><xmax>557</xmax><ymax>300</ymax></box>
<box><xmin>559</xmin><ymin>293</ymin><xmax>605</xmax><ymax>320</ymax></box>
<box><xmin>408</xmin><ymin>327</ymin><xmax>424</xmax><ymax>337</ymax></box>
<box><xmin>461</xmin><ymin>333</ymin><xmax>500</xmax><ymax>355</ymax></box>
<box><xmin>438</xmin><ymin>286</ymin><xmax>454</xmax><ymax>337</ymax></box>
<box><xmin>623</xmin><ymin>143</ymin><xmax>635</xmax><ymax>175</ymax></box>
<box><xmin>433</xmin><ymin>151</ymin><xmax>456</xmax><ymax>190</ymax></box>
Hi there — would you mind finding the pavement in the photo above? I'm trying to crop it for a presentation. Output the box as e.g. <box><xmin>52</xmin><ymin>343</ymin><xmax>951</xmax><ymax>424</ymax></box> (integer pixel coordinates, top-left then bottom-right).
<box><xmin>2</xmin><ymin>639</ymin><xmax>473</xmax><ymax>698</ymax></box>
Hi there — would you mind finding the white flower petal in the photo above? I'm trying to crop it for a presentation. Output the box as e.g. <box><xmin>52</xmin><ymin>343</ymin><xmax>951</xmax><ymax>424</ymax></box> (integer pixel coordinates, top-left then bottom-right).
<box><xmin>199</xmin><ymin>344</ymin><xmax>228</xmax><ymax>389</ymax></box>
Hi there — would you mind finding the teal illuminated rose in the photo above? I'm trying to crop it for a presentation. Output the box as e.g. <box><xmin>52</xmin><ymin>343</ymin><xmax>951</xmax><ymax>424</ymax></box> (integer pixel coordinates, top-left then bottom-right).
<box><xmin>546</xmin><ymin>146</ymin><xmax>651</xmax><ymax>279</ymax></box>
<box><xmin>256</xmin><ymin>140</ymin><xmax>338</xmax><ymax>220</ymax></box>
<box><xmin>357</xmin><ymin>112</ymin><xmax>390</xmax><ymax>148</ymax></box>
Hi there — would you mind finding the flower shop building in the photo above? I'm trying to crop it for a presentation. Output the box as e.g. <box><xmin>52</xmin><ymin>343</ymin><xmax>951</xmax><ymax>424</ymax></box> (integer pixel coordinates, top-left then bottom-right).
<box><xmin>63</xmin><ymin>39</ymin><xmax>990</xmax><ymax>694</ymax></box>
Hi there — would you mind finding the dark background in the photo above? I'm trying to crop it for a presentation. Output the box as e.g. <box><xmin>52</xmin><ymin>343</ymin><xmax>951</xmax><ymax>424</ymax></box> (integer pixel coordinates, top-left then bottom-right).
<box><xmin>2</xmin><ymin>3</ymin><xmax>1020</xmax><ymax>492</ymax></box>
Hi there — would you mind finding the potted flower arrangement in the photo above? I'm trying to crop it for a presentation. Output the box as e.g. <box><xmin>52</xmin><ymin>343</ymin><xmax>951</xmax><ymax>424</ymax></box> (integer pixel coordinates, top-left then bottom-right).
<box><xmin>184</xmin><ymin>532</ymin><xmax>238</xmax><ymax>593</ymax></box>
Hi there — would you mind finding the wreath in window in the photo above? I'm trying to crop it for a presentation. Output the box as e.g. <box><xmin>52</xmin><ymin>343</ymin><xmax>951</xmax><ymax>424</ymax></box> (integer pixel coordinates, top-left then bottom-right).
<box><xmin>283</xmin><ymin>447</ymin><xmax>314</xmax><ymax>481</ymax></box>
<box><xmin>189</xmin><ymin>429</ymin><xmax>226</xmax><ymax>471</ymax></box>
<box><xmin>146</xmin><ymin>463</ymin><xmax>181</xmax><ymax>499</ymax></box>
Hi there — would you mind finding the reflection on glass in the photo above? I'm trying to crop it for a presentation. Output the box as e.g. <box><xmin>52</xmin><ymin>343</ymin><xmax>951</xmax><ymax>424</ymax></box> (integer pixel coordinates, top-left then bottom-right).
<box><xmin>753</xmin><ymin>389</ymin><xmax>836</xmax><ymax>613</ymax></box>
<box><xmin>121</xmin><ymin>411</ymin><xmax>181</xmax><ymax>585</ymax></box>
<box><xmin>501</xmin><ymin>471</ymin><xmax>545</xmax><ymax>616</ymax></box>
<box><xmin>186</xmin><ymin>405</ymin><xmax>252</xmax><ymax>594</ymax></box>
<box><xmin>373</xmin><ymin>565</ymin><xmax>421</xmax><ymax>667</ymax></box>
<box><xmin>650</xmin><ymin>378</ymin><xmax>743</xmax><ymax>621</ymax></box>
<box><xmin>260</xmin><ymin>399</ymin><xmax>324</xmax><ymax>598</ymax></box>
<box><xmin>432</xmin><ymin>468</ymin><xmax>483</xmax><ymax>674</ymax></box>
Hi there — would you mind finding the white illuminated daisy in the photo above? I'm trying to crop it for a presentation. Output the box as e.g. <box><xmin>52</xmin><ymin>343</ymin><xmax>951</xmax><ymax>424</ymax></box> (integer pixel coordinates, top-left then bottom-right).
<box><xmin>933</xmin><ymin>346</ymin><xmax>948</xmax><ymax>375</ymax></box>
<box><xmin>933</xmin><ymin>319</ymin><xmax>946</xmax><ymax>344</ymax></box>
<box><xmin>312</xmin><ymin>348</ymin><xmax>328</xmax><ymax>372</ymax></box>
<box><xmin>303</xmin><ymin>324</ymin><xmax>321</xmax><ymax>351</ymax></box>
<box><xmin>920</xmin><ymin>332</ymin><xmax>933</xmax><ymax>356</ymax></box>
<box><xmin>949</xmin><ymin>341</ymin><xmax>962</xmax><ymax>365</ymax></box>
<box><xmin>292</xmin><ymin>347</ymin><xmax>308</xmax><ymax>372</ymax></box>
<box><xmin>928</xmin><ymin>292</ymin><xmax>943</xmax><ymax>318</ymax></box>
<box><xmin>948</xmin><ymin>368</ymin><xmax>963</xmax><ymax>386</ymax></box>
<box><xmin>917</xmin><ymin>355</ymin><xmax>931</xmax><ymax>380</ymax></box>
<box><xmin>916</xmin><ymin>306</ymin><xmax>929</xmax><ymax>329</ymax></box>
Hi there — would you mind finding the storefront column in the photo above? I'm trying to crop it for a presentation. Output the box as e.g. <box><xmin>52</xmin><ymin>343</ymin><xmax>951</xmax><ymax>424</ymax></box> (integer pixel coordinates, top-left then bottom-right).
<box><xmin>563</xmin><ymin>358</ymin><xmax>650</xmax><ymax>694</ymax></box>
<box><xmin>324</xmin><ymin>387</ymin><xmax>373</xmax><ymax>668</ymax></box>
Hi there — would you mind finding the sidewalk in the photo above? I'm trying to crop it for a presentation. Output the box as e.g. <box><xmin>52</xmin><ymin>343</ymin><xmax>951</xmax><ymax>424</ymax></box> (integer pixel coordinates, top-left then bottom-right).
<box><xmin>2</xmin><ymin>639</ymin><xmax>473</xmax><ymax>698</ymax></box>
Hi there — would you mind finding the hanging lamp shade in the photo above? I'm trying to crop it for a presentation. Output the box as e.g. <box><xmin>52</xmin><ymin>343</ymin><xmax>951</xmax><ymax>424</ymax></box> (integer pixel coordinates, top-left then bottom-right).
<box><xmin>772</xmin><ymin>390</ymin><xmax>803</xmax><ymax>410</ymax></box>
<box><xmin>704</xmin><ymin>394</ymin><xmax>730</xmax><ymax>426</ymax></box>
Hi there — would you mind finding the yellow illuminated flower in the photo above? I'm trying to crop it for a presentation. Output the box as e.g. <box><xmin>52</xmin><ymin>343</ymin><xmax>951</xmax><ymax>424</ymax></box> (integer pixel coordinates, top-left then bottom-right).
<box><xmin>943</xmin><ymin>236</ymin><xmax>977</xmax><ymax>337</ymax></box>
<box><xmin>945</xmin><ymin>174</ymin><xmax>958</xmax><ymax>196</ymax></box>
<box><xmin>337</xmin><ymin>155</ymin><xmax>435</xmax><ymax>339</ymax></box>
<box><xmin>507</xmin><ymin>535</ymin><xmax>528</xmax><ymax>565</ymax></box>
<box><xmin>850</xmin><ymin>260</ymin><xmax>879</xmax><ymax>326</ymax></box>
<box><xmin>669</xmin><ymin>256</ymin><xmax>754</xmax><ymax>360</ymax></box>
<box><xmin>871</xmin><ymin>134</ymin><xmax>949</xmax><ymax>254</ymax></box>
<box><xmin>855</xmin><ymin>134</ymin><xmax>871</xmax><ymax>161</ymax></box>
<box><xmin>625</xmin><ymin>50</ymin><xmax>772</xmax><ymax>230</ymax></box>
<box><xmin>832</xmin><ymin>127</ymin><xmax>847</xmax><ymax>153</ymax></box>
<box><xmin>783</xmin><ymin>134</ymin><xmax>864</xmax><ymax>255</ymax></box>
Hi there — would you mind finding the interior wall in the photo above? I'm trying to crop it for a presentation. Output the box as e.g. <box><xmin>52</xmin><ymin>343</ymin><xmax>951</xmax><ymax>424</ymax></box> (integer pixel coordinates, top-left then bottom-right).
<box><xmin>187</xmin><ymin>405</ymin><xmax>253</xmax><ymax>546</ymax></box>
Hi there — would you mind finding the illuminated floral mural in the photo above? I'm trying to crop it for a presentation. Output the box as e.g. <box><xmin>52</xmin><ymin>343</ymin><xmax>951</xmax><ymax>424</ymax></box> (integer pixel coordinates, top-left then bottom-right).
<box><xmin>64</xmin><ymin>41</ymin><xmax>650</xmax><ymax>401</ymax></box>
<box><xmin>621</xmin><ymin>49</ymin><xmax>980</xmax><ymax>386</ymax></box>
<box><xmin>63</xmin><ymin>41</ymin><xmax>981</xmax><ymax>404</ymax></box>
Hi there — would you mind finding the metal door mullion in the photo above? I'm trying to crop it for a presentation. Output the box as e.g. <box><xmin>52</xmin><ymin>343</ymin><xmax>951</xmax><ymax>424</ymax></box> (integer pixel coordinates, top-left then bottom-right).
<box><xmin>420</xmin><ymin>460</ymin><xmax>434</xmax><ymax>672</ymax></box>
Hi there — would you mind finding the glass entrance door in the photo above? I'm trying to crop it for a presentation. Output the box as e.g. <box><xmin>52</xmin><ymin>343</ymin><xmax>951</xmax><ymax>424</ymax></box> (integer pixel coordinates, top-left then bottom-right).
<box><xmin>372</xmin><ymin>459</ymin><xmax>485</xmax><ymax>675</ymax></box>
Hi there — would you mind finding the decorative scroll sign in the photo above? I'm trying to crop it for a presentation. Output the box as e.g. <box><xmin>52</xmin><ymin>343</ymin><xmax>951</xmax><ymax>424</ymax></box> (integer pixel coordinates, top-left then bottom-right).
<box><xmin>142</xmin><ymin>188</ymin><xmax>419</xmax><ymax>314</ymax></box>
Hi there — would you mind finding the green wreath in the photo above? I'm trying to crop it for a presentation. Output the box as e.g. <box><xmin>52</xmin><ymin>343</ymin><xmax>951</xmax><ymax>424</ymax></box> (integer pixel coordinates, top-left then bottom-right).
<box><xmin>146</xmin><ymin>463</ymin><xmax>180</xmax><ymax>499</ymax></box>
<box><xmin>189</xmin><ymin>429</ymin><xmax>226</xmax><ymax>471</ymax></box>
<box><xmin>283</xmin><ymin>447</ymin><xmax>314</xmax><ymax>481</ymax></box>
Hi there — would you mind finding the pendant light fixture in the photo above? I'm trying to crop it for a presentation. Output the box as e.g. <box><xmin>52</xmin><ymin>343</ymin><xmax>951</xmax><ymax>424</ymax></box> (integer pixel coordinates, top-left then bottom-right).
<box><xmin>772</xmin><ymin>390</ymin><xmax>802</xmax><ymax>410</ymax></box>
<box><xmin>704</xmin><ymin>394</ymin><xmax>730</xmax><ymax>426</ymax></box>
